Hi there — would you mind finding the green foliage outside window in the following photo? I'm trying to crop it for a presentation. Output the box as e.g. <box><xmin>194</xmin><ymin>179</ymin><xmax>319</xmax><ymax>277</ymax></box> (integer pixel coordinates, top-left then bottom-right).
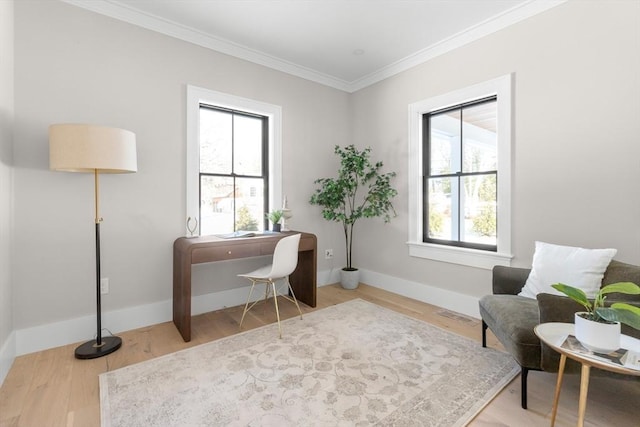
<box><xmin>472</xmin><ymin>175</ymin><xmax>496</xmax><ymax>237</ymax></box>
<box><xmin>472</xmin><ymin>204</ymin><xmax>496</xmax><ymax>237</ymax></box>
<box><xmin>235</xmin><ymin>205</ymin><xmax>258</xmax><ymax>231</ymax></box>
<box><xmin>429</xmin><ymin>210</ymin><xmax>444</xmax><ymax>236</ymax></box>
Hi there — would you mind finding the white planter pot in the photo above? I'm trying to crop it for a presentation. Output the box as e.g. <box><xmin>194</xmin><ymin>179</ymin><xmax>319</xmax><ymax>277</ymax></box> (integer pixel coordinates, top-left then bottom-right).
<box><xmin>340</xmin><ymin>268</ymin><xmax>360</xmax><ymax>290</ymax></box>
<box><xmin>574</xmin><ymin>312</ymin><xmax>621</xmax><ymax>354</ymax></box>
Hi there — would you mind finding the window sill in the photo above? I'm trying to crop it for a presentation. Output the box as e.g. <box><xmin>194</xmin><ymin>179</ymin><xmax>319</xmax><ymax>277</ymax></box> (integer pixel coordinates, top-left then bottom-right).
<box><xmin>407</xmin><ymin>241</ymin><xmax>512</xmax><ymax>270</ymax></box>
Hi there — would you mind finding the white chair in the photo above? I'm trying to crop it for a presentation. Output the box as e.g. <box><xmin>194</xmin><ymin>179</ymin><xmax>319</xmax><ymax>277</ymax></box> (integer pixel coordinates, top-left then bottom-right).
<box><xmin>238</xmin><ymin>233</ymin><xmax>303</xmax><ymax>338</ymax></box>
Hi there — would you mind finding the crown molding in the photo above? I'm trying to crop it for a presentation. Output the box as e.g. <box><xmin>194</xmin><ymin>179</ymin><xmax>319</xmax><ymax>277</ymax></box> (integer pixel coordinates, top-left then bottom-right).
<box><xmin>349</xmin><ymin>0</ymin><xmax>567</xmax><ymax>92</ymax></box>
<box><xmin>61</xmin><ymin>0</ymin><xmax>353</xmax><ymax>92</ymax></box>
<box><xmin>61</xmin><ymin>0</ymin><xmax>566</xmax><ymax>93</ymax></box>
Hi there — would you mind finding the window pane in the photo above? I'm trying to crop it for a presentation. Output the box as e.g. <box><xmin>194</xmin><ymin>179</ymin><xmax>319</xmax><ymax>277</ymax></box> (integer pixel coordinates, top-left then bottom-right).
<box><xmin>461</xmin><ymin>174</ymin><xmax>496</xmax><ymax>246</ymax></box>
<box><xmin>462</xmin><ymin>101</ymin><xmax>497</xmax><ymax>173</ymax></box>
<box><xmin>200</xmin><ymin>108</ymin><xmax>232</xmax><ymax>174</ymax></box>
<box><xmin>235</xmin><ymin>177</ymin><xmax>264</xmax><ymax>232</ymax></box>
<box><xmin>427</xmin><ymin>177</ymin><xmax>455</xmax><ymax>240</ymax></box>
<box><xmin>429</xmin><ymin>111</ymin><xmax>460</xmax><ymax>175</ymax></box>
<box><xmin>234</xmin><ymin>115</ymin><xmax>263</xmax><ymax>176</ymax></box>
<box><xmin>200</xmin><ymin>176</ymin><xmax>235</xmax><ymax>235</ymax></box>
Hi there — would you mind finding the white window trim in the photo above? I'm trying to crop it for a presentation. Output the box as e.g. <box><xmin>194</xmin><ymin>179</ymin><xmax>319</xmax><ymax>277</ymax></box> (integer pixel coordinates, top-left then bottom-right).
<box><xmin>186</xmin><ymin>85</ymin><xmax>282</xmax><ymax>235</ymax></box>
<box><xmin>407</xmin><ymin>75</ymin><xmax>513</xmax><ymax>269</ymax></box>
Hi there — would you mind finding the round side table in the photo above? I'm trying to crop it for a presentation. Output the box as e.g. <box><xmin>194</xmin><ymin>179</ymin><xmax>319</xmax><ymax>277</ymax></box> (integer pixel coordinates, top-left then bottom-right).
<box><xmin>534</xmin><ymin>322</ymin><xmax>640</xmax><ymax>427</ymax></box>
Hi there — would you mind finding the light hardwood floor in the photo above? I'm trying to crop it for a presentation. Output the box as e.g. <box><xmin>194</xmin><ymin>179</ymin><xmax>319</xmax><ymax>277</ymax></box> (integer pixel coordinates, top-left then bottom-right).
<box><xmin>1</xmin><ymin>284</ymin><xmax>638</xmax><ymax>426</ymax></box>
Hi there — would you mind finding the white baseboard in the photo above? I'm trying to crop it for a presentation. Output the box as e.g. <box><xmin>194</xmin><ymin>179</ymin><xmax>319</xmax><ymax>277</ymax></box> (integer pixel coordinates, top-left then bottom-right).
<box><xmin>360</xmin><ymin>269</ymin><xmax>481</xmax><ymax>319</ymax></box>
<box><xmin>11</xmin><ymin>270</ymin><xmax>337</xmax><ymax>358</ymax></box>
<box><xmin>3</xmin><ymin>268</ymin><xmax>478</xmax><ymax>387</ymax></box>
<box><xmin>0</xmin><ymin>331</ymin><xmax>16</xmax><ymax>386</ymax></box>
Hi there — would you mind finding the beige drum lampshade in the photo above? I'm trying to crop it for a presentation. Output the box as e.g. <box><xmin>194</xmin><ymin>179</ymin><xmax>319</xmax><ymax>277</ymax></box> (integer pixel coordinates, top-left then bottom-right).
<box><xmin>49</xmin><ymin>124</ymin><xmax>137</xmax><ymax>173</ymax></box>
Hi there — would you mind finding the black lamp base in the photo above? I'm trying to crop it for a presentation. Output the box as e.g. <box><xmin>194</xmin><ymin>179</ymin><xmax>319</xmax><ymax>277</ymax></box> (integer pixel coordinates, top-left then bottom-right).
<box><xmin>74</xmin><ymin>335</ymin><xmax>122</xmax><ymax>359</ymax></box>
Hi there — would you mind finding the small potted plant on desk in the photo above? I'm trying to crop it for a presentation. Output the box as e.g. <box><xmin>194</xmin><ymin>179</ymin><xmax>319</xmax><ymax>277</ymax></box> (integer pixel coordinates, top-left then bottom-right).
<box><xmin>266</xmin><ymin>210</ymin><xmax>283</xmax><ymax>232</ymax></box>
<box><xmin>309</xmin><ymin>145</ymin><xmax>397</xmax><ymax>289</ymax></box>
<box><xmin>552</xmin><ymin>281</ymin><xmax>640</xmax><ymax>353</ymax></box>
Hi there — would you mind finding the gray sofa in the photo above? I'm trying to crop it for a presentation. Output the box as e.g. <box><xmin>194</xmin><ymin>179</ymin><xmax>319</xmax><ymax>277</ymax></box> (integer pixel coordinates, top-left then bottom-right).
<box><xmin>479</xmin><ymin>260</ymin><xmax>640</xmax><ymax>409</ymax></box>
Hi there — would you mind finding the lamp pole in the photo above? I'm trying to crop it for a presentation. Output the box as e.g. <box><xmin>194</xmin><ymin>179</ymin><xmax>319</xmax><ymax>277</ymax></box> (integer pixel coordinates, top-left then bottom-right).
<box><xmin>74</xmin><ymin>170</ymin><xmax>122</xmax><ymax>359</ymax></box>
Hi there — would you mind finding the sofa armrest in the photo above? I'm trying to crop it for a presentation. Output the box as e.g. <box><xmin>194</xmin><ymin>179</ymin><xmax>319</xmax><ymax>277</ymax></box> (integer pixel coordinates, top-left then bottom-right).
<box><xmin>536</xmin><ymin>293</ymin><xmax>583</xmax><ymax>372</ymax></box>
<box><xmin>492</xmin><ymin>265</ymin><xmax>530</xmax><ymax>295</ymax></box>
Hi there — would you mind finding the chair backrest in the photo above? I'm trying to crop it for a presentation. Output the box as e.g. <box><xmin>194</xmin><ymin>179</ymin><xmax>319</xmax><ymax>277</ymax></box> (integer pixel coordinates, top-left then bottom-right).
<box><xmin>268</xmin><ymin>233</ymin><xmax>301</xmax><ymax>279</ymax></box>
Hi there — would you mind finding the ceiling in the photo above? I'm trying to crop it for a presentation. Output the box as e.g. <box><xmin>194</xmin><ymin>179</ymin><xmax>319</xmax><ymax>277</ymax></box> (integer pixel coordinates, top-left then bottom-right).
<box><xmin>64</xmin><ymin>0</ymin><xmax>565</xmax><ymax>92</ymax></box>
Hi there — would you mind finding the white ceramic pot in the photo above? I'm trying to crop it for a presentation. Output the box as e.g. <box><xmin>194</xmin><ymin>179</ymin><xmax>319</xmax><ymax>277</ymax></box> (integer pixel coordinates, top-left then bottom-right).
<box><xmin>574</xmin><ymin>312</ymin><xmax>621</xmax><ymax>354</ymax></box>
<box><xmin>340</xmin><ymin>268</ymin><xmax>360</xmax><ymax>290</ymax></box>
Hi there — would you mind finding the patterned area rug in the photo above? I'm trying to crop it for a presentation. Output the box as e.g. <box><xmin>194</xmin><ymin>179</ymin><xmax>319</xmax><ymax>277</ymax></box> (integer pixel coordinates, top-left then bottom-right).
<box><xmin>100</xmin><ymin>299</ymin><xmax>518</xmax><ymax>426</ymax></box>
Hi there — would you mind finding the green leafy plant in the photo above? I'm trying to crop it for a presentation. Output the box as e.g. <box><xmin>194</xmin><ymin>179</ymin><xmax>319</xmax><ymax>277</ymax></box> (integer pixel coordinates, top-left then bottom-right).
<box><xmin>266</xmin><ymin>209</ymin><xmax>283</xmax><ymax>225</ymax></box>
<box><xmin>235</xmin><ymin>205</ymin><xmax>258</xmax><ymax>231</ymax></box>
<box><xmin>551</xmin><ymin>282</ymin><xmax>640</xmax><ymax>330</ymax></box>
<box><xmin>472</xmin><ymin>204</ymin><xmax>496</xmax><ymax>237</ymax></box>
<box><xmin>309</xmin><ymin>145</ymin><xmax>397</xmax><ymax>270</ymax></box>
<box><xmin>428</xmin><ymin>209</ymin><xmax>444</xmax><ymax>236</ymax></box>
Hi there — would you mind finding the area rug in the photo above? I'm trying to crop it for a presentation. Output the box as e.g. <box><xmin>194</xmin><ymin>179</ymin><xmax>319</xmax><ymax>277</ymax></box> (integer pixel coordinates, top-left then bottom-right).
<box><xmin>100</xmin><ymin>299</ymin><xmax>518</xmax><ymax>426</ymax></box>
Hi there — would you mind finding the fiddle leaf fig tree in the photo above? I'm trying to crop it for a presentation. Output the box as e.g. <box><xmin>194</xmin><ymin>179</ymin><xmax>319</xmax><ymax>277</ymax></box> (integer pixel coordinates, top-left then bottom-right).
<box><xmin>310</xmin><ymin>145</ymin><xmax>398</xmax><ymax>270</ymax></box>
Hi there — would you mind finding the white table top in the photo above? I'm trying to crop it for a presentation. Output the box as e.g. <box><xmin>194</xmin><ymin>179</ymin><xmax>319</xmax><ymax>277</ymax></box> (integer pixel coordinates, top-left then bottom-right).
<box><xmin>535</xmin><ymin>322</ymin><xmax>640</xmax><ymax>376</ymax></box>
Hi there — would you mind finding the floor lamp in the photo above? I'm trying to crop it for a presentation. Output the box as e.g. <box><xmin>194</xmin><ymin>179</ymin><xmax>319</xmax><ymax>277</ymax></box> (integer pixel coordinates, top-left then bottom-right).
<box><xmin>49</xmin><ymin>124</ymin><xmax>137</xmax><ymax>359</ymax></box>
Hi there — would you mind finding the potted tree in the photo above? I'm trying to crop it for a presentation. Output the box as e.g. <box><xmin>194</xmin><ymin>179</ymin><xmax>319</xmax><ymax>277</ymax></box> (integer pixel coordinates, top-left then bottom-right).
<box><xmin>552</xmin><ymin>282</ymin><xmax>640</xmax><ymax>353</ymax></box>
<box><xmin>309</xmin><ymin>145</ymin><xmax>397</xmax><ymax>289</ymax></box>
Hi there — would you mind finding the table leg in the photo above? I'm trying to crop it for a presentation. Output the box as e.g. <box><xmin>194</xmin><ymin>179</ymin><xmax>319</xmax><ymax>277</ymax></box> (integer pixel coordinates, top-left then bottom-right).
<box><xmin>550</xmin><ymin>354</ymin><xmax>567</xmax><ymax>427</ymax></box>
<box><xmin>577</xmin><ymin>363</ymin><xmax>591</xmax><ymax>427</ymax></box>
<box><xmin>173</xmin><ymin>250</ymin><xmax>192</xmax><ymax>342</ymax></box>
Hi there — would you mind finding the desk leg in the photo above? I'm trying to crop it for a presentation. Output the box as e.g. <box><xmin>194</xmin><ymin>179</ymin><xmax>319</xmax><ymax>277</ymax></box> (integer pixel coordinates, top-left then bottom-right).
<box><xmin>173</xmin><ymin>251</ymin><xmax>192</xmax><ymax>342</ymax></box>
<box><xmin>550</xmin><ymin>354</ymin><xmax>566</xmax><ymax>427</ymax></box>
<box><xmin>289</xmin><ymin>249</ymin><xmax>317</xmax><ymax>308</ymax></box>
<box><xmin>577</xmin><ymin>364</ymin><xmax>591</xmax><ymax>427</ymax></box>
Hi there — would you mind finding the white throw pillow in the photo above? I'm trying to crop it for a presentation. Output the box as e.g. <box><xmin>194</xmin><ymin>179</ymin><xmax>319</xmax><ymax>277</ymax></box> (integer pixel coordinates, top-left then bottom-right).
<box><xmin>518</xmin><ymin>241</ymin><xmax>616</xmax><ymax>299</ymax></box>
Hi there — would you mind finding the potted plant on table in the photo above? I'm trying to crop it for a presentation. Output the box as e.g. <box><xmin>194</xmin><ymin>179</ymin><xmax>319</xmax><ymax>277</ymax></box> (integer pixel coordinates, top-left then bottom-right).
<box><xmin>309</xmin><ymin>145</ymin><xmax>397</xmax><ymax>289</ymax></box>
<box><xmin>266</xmin><ymin>210</ymin><xmax>283</xmax><ymax>232</ymax></box>
<box><xmin>552</xmin><ymin>282</ymin><xmax>640</xmax><ymax>353</ymax></box>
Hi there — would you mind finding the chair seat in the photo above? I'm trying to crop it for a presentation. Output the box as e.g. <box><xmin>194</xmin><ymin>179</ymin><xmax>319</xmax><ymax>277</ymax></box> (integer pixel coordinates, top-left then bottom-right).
<box><xmin>238</xmin><ymin>265</ymin><xmax>273</xmax><ymax>280</ymax></box>
<box><xmin>479</xmin><ymin>294</ymin><xmax>541</xmax><ymax>369</ymax></box>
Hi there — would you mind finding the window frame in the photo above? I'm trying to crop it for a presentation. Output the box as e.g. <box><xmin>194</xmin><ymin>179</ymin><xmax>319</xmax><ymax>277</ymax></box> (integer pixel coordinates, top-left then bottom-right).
<box><xmin>423</xmin><ymin>96</ymin><xmax>498</xmax><ymax>252</ymax></box>
<box><xmin>187</xmin><ymin>85</ymin><xmax>282</xmax><ymax>236</ymax></box>
<box><xmin>198</xmin><ymin>104</ymin><xmax>270</xmax><ymax>232</ymax></box>
<box><xmin>408</xmin><ymin>75</ymin><xmax>513</xmax><ymax>269</ymax></box>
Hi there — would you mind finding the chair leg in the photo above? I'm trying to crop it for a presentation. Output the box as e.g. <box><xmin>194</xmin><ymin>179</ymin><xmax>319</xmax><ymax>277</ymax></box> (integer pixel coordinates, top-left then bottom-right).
<box><xmin>239</xmin><ymin>280</ymin><xmax>257</xmax><ymax>330</ymax></box>
<box><xmin>263</xmin><ymin>280</ymin><xmax>270</xmax><ymax>313</ymax></box>
<box><xmin>271</xmin><ymin>280</ymin><xmax>283</xmax><ymax>339</ymax></box>
<box><xmin>287</xmin><ymin>278</ymin><xmax>303</xmax><ymax>320</ymax></box>
<box><xmin>481</xmin><ymin>320</ymin><xmax>488</xmax><ymax>348</ymax></box>
<box><xmin>521</xmin><ymin>366</ymin><xmax>529</xmax><ymax>409</ymax></box>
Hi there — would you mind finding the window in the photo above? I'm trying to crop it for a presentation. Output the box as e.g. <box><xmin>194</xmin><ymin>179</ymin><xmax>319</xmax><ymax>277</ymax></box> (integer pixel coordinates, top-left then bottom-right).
<box><xmin>408</xmin><ymin>75</ymin><xmax>512</xmax><ymax>269</ymax></box>
<box><xmin>424</xmin><ymin>96</ymin><xmax>497</xmax><ymax>251</ymax></box>
<box><xmin>199</xmin><ymin>105</ymin><xmax>268</xmax><ymax>235</ymax></box>
<box><xmin>187</xmin><ymin>86</ymin><xmax>282</xmax><ymax>236</ymax></box>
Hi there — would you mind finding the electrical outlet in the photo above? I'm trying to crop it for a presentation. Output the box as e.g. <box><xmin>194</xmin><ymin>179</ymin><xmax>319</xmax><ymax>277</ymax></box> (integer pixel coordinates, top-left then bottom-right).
<box><xmin>325</xmin><ymin>249</ymin><xmax>333</xmax><ymax>259</ymax></box>
<box><xmin>100</xmin><ymin>278</ymin><xmax>109</xmax><ymax>294</ymax></box>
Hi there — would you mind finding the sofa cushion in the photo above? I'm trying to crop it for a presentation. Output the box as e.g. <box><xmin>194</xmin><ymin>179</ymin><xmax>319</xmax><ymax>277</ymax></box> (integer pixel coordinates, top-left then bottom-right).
<box><xmin>518</xmin><ymin>241</ymin><xmax>616</xmax><ymax>299</ymax></box>
<box><xmin>479</xmin><ymin>294</ymin><xmax>541</xmax><ymax>369</ymax></box>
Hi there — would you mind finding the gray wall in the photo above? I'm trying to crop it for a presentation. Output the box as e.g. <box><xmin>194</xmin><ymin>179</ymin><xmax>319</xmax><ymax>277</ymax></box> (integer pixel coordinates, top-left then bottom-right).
<box><xmin>351</xmin><ymin>0</ymin><xmax>640</xmax><ymax>299</ymax></box>
<box><xmin>12</xmin><ymin>0</ymin><xmax>349</xmax><ymax>330</ymax></box>
<box><xmin>0</xmin><ymin>0</ymin><xmax>15</xmax><ymax>380</ymax></box>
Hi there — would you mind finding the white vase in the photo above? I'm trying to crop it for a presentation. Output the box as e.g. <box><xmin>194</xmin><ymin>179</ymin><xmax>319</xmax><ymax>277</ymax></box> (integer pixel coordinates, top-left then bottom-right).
<box><xmin>574</xmin><ymin>312</ymin><xmax>621</xmax><ymax>353</ymax></box>
<box><xmin>340</xmin><ymin>268</ymin><xmax>360</xmax><ymax>290</ymax></box>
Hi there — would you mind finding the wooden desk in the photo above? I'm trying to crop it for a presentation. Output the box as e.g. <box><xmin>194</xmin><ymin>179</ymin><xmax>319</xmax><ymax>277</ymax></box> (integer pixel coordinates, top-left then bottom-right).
<box><xmin>173</xmin><ymin>231</ymin><xmax>317</xmax><ymax>342</ymax></box>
